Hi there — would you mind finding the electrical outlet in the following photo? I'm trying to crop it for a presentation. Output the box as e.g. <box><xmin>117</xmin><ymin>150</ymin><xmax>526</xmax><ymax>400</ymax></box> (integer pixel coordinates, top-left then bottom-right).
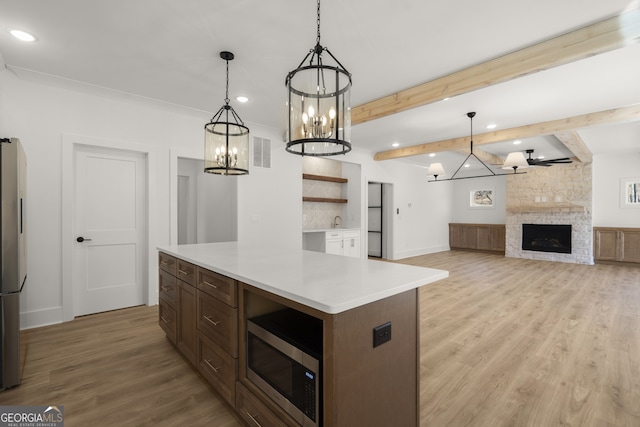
<box><xmin>373</xmin><ymin>322</ymin><xmax>392</xmax><ymax>348</ymax></box>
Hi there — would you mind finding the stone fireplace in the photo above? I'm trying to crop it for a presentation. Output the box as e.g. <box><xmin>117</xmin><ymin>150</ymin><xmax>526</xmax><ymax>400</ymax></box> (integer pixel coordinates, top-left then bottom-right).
<box><xmin>505</xmin><ymin>162</ymin><xmax>593</xmax><ymax>264</ymax></box>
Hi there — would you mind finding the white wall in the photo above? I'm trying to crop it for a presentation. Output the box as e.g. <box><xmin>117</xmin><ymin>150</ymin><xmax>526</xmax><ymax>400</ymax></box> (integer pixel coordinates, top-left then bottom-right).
<box><xmin>345</xmin><ymin>150</ymin><xmax>453</xmax><ymax>259</ymax></box>
<box><xmin>593</xmin><ymin>151</ymin><xmax>640</xmax><ymax>227</ymax></box>
<box><xmin>0</xmin><ymin>69</ymin><xmax>456</xmax><ymax>328</ymax></box>
<box><xmin>450</xmin><ymin>175</ymin><xmax>507</xmax><ymax>224</ymax></box>
<box><xmin>0</xmin><ymin>70</ymin><xmax>296</xmax><ymax>328</ymax></box>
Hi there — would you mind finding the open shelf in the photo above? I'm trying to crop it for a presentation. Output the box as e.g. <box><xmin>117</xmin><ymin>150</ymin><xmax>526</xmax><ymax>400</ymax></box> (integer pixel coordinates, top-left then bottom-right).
<box><xmin>302</xmin><ymin>197</ymin><xmax>348</xmax><ymax>204</ymax></box>
<box><xmin>302</xmin><ymin>173</ymin><xmax>348</xmax><ymax>183</ymax></box>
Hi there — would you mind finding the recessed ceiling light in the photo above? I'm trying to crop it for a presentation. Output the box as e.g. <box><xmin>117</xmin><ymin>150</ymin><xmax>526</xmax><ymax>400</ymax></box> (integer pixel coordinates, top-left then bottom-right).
<box><xmin>236</xmin><ymin>96</ymin><xmax>248</xmax><ymax>103</ymax></box>
<box><xmin>8</xmin><ymin>29</ymin><xmax>37</xmax><ymax>42</ymax></box>
<box><xmin>485</xmin><ymin>123</ymin><xmax>497</xmax><ymax>130</ymax></box>
<box><xmin>537</xmin><ymin>155</ymin><xmax>545</xmax><ymax>159</ymax></box>
<box><xmin>429</xmin><ymin>153</ymin><xmax>435</xmax><ymax>157</ymax></box>
<box><xmin>513</xmin><ymin>140</ymin><xmax>522</xmax><ymax>145</ymax></box>
<box><xmin>442</xmin><ymin>97</ymin><xmax>450</xmax><ymax>101</ymax></box>
<box><xmin>392</xmin><ymin>142</ymin><xmax>400</xmax><ymax>147</ymax></box>
<box><xmin>464</xmin><ymin>164</ymin><xmax>470</xmax><ymax>168</ymax></box>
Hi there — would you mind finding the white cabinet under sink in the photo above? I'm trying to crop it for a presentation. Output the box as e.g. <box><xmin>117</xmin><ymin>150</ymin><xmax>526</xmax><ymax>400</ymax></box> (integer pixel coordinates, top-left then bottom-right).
<box><xmin>303</xmin><ymin>229</ymin><xmax>361</xmax><ymax>258</ymax></box>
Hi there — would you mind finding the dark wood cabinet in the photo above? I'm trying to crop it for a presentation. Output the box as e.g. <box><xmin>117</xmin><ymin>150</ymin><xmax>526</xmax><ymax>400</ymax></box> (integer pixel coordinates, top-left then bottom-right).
<box><xmin>159</xmin><ymin>254</ymin><xmax>240</xmax><ymax>409</ymax></box>
<box><xmin>594</xmin><ymin>227</ymin><xmax>640</xmax><ymax>265</ymax></box>
<box><xmin>449</xmin><ymin>223</ymin><xmax>505</xmax><ymax>253</ymax></box>
<box><xmin>177</xmin><ymin>279</ymin><xmax>197</xmax><ymax>365</ymax></box>
<box><xmin>160</xmin><ymin>250</ymin><xmax>423</xmax><ymax>426</ymax></box>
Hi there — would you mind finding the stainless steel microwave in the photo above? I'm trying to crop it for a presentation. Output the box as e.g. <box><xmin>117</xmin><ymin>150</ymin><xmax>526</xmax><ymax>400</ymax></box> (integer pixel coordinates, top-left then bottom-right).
<box><xmin>247</xmin><ymin>309</ymin><xmax>323</xmax><ymax>427</ymax></box>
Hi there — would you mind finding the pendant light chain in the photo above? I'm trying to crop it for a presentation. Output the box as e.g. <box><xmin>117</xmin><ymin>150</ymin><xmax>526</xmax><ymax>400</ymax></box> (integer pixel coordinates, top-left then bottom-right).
<box><xmin>224</xmin><ymin>58</ymin><xmax>230</xmax><ymax>105</ymax></box>
<box><xmin>316</xmin><ymin>0</ymin><xmax>321</xmax><ymax>45</ymax></box>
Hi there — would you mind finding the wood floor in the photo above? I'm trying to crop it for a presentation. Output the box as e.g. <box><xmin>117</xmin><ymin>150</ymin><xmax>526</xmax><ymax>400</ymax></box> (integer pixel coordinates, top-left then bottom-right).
<box><xmin>1</xmin><ymin>251</ymin><xmax>638</xmax><ymax>426</ymax></box>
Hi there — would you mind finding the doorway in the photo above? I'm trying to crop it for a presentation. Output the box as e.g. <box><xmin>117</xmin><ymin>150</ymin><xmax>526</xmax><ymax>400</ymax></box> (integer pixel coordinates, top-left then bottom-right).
<box><xmin>367</xmin><ymin>182</ymin><xmax>393</xmax><ymax>259</ymax></box>
<box><xmin>368</xmin><ymin>182</ymin><xmax>383</xmax><ymax>258</ymax></box>
<box><xmin>176</xmin><ymin>157</ymin><xmax>237</xmax><ymax>244</ymax></box>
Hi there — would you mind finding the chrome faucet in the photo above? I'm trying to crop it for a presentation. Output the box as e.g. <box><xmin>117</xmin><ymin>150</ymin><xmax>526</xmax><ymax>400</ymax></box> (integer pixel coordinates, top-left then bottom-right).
<box><xmin>333</xmin><ymin>216</ymin><xmax>342</xmax><ymax>229</ymax></box>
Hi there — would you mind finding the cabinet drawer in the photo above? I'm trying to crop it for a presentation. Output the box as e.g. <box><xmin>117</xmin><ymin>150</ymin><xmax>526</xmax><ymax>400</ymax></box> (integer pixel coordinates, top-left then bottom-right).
<box><xmin>236</xmin><ymin>382</ymin><xmax>294</xmax><ymax>427</ymax></box>
<box><xmin>326</xmin><ymin>231</ymin><xmax>342</xmax><ymax>240</ymax></box>
<box><xmin>159</xmin><ymin>269</ymin><xmax>177</xmax><ymax>307</ymax></box>
<box><xmin>197</xmin><ymin>267</ymin><xmax>237</xmax><ymax>307</ymax></box>
<box><xmin>158</xmin><ymin>299</ymin><xmax>176</xmax><ymax>344</ymax></box>
<box><xmin>197</xmin><ymin>290</ymin><xmax>238</xmax><ymax>357</ymax></box>
<box><xmin>176</xmin><ymin>259</ymin><xmax>196</xmax><ymax>286</ymax></box>
<box><xmin>343</xmin><ymin>229</ymin><xmax>360</xmax><ymax>239</ymax></box>
<box><xmin>158</xmin><ymin>252</ymin><xmax>177</xmax><ymax>276</ymax></box>
<box><xmin>197</xmin><ymin>331</ymin><xmax>237</xmax><ymax>407</ymax></box>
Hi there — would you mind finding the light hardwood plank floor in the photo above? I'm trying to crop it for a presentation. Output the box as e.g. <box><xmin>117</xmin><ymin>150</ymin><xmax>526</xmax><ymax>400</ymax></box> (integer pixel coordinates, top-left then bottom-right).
<box><xmin>402</xmin><ymin>251</ymin><xmax>640</xmax><ymax>427</ymax></box>
<box><xmin>1</xmin><ymin>251</ymin><xmax>638</xmax><ymax>426</ymax></box>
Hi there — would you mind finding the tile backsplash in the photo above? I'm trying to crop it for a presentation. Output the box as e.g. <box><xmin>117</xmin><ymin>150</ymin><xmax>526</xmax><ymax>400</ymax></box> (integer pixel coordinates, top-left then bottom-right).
<box><xmin>303</xmin><ymin>157</ymin><xmax>345</xmax><ymax>229</ymax></box>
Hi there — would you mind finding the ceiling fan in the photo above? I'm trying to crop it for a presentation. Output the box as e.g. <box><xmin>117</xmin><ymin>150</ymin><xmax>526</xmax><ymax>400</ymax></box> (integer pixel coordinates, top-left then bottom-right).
<box><xmin>525</xmin><ymin>149</ymin><xmax>573</xmax><ymax>167</ymax></box>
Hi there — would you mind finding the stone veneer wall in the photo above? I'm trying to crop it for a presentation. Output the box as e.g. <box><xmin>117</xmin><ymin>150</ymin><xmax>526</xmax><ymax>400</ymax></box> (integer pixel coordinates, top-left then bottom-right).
<box><xmin>505</xmin><ymin>162</ymin><xmax>593</xmax><ymax>264</ymax></box>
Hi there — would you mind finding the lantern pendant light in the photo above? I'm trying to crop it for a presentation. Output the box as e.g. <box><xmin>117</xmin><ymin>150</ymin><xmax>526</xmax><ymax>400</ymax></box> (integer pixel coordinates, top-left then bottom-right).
<box><xmin>204</xmin><ymin>51</ymin><xmax>250</xmax><ymax>175</ymax></box>
<box><xmin>285</xmin><ymin>0</ymin><xmax>352</xmax><ymax>156</ymax></box>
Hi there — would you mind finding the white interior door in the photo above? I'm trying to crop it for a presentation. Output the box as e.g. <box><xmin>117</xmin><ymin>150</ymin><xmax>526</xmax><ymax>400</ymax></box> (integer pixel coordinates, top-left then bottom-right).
<box><xmin>73</xmin><ymin>145</ymin><xmax>146</xmax><ymax>316</ymax></box>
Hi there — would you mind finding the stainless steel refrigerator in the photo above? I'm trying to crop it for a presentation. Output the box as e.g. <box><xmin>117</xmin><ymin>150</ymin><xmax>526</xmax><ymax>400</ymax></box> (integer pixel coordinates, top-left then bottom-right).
<box><xmin>0</xmin><ymin>137</ymin><xmax>27</xmax><ymax>390</ymax></box>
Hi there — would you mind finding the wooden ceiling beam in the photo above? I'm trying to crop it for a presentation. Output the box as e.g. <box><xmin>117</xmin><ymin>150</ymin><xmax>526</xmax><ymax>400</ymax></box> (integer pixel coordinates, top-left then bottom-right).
<box><xmin>553</xmin><ymin>131</ymin><xmax>593</xmax><ymax>164</ymax></box>
<box><xmin>374</xmin><ymin>104</ymin><xmax>640</xmax><ymax>161</ymax></box>
<box><xmin>352</xmin><ymin>8</ymin><xmax>640</xmax><ymax>125</ymax></box>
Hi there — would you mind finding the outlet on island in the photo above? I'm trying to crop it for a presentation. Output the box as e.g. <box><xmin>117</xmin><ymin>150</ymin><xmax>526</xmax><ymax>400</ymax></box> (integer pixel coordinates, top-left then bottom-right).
<box><xmin>373</xmin><ymin>321</ymin><xmax>392</xmax><ymax>348</ymax></box>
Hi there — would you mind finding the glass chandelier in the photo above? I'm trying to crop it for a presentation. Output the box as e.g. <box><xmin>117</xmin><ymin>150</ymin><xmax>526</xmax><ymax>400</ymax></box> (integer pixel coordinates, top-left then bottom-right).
<box><xmin>204</xmin><ymin>51</ymin><xmax>250</xmax><ymax>175</ymax></box>
<box><xmin>285</xmin><ymin>0</ymin><xmax>352</xmax><ymax>156</ymax></box>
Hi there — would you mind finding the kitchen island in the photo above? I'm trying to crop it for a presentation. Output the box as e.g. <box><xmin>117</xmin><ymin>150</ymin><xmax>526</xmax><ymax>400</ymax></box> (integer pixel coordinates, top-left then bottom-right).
<box><xmin>157</xmin><ymin>242</ymin><xmax>448</xmax><ymax>427</ymax></box>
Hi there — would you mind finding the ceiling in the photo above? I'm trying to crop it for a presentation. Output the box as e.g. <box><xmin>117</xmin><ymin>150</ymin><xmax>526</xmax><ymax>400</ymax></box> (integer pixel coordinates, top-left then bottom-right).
<box><xmin>1</xmin><ymin>0</ymin><xmax>638</xmax><ymax>173</ymax></box>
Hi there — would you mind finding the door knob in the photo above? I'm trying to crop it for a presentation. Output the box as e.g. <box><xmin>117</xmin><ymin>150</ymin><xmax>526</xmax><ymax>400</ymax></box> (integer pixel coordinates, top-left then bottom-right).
<box><xmin>76</xmin><ymin>236</ymin><xmax>92</xmax><ymax>242</ymax></box>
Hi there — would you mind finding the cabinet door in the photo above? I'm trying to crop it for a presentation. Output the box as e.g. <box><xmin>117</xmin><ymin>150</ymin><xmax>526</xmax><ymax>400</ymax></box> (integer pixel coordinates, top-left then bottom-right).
<box><xmin>177</xmin><ymin>281</ymin><xmax>197</xmax><ymax>365</ymax></box>
<box><xmin>326</xmin><ymin>238</ymin><xmax>343</xmax><ymax>255</ymax></box>
<box><xmin>197</xmin><ymin>290</ymin><xmax>238</xmax><ymax>358</ymax></box>
<box><xmin>620</xmin><ymin>230</ymin><xmax>640</xmax><ymax>263</ymax></box>
<box><xmin>343</xmin><ymin>237</ymin><xmax>360</xmax><ymax>258</ymax></box>
<box><xmin>594</xmin><ymin>229</ymin><xmax>619</xmax><ymax>261</ymax></box>
<box><xmin>197</xmin><ymin>331</ymin><xmax>237</xmax><ymax>407</ymax></box>
<box><xmin>491</xmin><ymin>226</ymin><xmax>506</xmax><ymax>252</ymax></box>
<box><xmin>476</xmin><ymin>227</ymin><xmax>492</xmax><ymax>251</ymax></box>
<box><xmin>158</xmin><ymin>299</ymin><xmax>176</xmax><ymax>343</ymax></box>
<box><xmin>449</xmin><ymin>224</ymin><xmax>463</xmax><ymax>249</ymax></box>
<box><xmin>236</xmin><ymin>382</ymin><xmax>294</xmax><ymax>427</ymax></box>
<box><xmin>159</xmin><ymin>269</ymin><xmax>177</xmax><ymax>307</ymax></box>
<box><xmin>461</xmin><ymin>226</ymin><xmax>478</xmax><ymax>249</ymax></box>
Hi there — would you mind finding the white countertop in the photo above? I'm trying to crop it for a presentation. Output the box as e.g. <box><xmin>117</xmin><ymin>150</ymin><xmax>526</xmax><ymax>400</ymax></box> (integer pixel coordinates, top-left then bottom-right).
<box><xmin>302</xmin><ymin>227</ymin><xmax>360</xmax><ymax>233</ymax></box>
<box><xmin>157</xmin><ymin>242</ymin><xmax>448</xmax><ymax>314</ymax></box>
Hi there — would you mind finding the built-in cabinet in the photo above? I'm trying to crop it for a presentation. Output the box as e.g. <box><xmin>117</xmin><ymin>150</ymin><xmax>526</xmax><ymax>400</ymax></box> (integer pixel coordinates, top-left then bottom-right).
<box><xmin>159</xmin><ymin>250</ymin><xmax>422</xmax><ymax>426</ymax></box>
<box><xmin>449</xmin><ymin>223</ymin><xmax>506</xmax><ymax>253</ymax></box>
<box><xmin>159</xmin><ymin>252</ymin><xmax>295</xmax><ymax>425</ymax></box>
<box><xmin>303</xmin><ymin>229</ymin><xmax>361</xmax><ymax>258</ymax></box>
<box><xmin>594</xmin><ymin>227</ymin><xmax>640</xmax><ymax>265</ymax></box>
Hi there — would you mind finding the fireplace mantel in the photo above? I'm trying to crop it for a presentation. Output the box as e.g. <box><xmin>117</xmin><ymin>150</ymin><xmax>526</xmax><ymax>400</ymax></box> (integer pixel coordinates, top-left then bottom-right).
<box><xmin>507</xmin><ymin>203</ymin><xmax>587</xmax><ymax>214</ymax></box>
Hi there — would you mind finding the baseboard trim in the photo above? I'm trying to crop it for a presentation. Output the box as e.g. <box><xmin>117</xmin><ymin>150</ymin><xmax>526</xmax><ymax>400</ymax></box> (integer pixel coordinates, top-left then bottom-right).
<box><xmin>20</xmin><ymin>306</ymin><xmax>63</xmax><ymax>330</ymax></box>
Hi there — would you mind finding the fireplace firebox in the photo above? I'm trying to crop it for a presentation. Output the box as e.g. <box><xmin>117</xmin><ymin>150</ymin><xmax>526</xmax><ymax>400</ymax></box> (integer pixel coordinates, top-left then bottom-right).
<box><xmin>522</xmin><ymin>224</ymin><xmax>571</xmax><ymax>254</ymax></box>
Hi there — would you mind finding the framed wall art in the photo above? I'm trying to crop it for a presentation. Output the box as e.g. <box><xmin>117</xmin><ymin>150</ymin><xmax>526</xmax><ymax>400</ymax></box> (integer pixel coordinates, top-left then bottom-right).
<box><xmin>469</xmin><ymin>188</ymin><xmax>495</xmax><ymax>209</ymax></box>
<box><xmin>620</xmin><ymin>177</ymin><xmax>640</xmax><ymax>208</ymax></box>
